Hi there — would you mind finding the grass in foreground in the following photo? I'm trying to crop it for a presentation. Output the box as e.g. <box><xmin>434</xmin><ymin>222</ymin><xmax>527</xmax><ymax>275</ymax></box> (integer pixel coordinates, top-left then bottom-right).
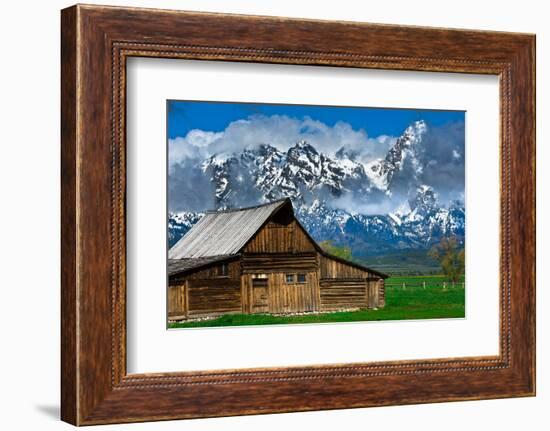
<box><xmin>169</xmin><ymin>276</ymin><xmax>465</xmax><ymax>329</ymax></box>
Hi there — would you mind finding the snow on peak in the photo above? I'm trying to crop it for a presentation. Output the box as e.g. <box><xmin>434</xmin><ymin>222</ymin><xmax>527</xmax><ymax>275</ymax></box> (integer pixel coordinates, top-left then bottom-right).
<box><xmin>404</xmin><ymin>120</ymin><xmax>428</xmax><ymax>139</ymax></box>
<box><xmin>172</xmin><ymin>119</ymin><xmax>464</xmax><ymax>253</ymax></box>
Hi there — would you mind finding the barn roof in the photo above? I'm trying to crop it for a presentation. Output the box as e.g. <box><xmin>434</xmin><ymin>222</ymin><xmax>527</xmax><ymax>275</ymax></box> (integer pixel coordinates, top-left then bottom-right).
<box><xmin>168</xmin><ymin>199</ymin><xmax>291</xmax><ymax>259</ymax></box>
<box><xmin>168</xmin><ymin>254</ymin><xmax>239</xmax><ymax>277</ymax></box>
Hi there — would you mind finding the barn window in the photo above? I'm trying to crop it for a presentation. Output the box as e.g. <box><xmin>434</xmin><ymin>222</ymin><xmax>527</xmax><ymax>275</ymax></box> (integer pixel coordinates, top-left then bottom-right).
<box><xmin>218</xmin><ymin>263</ymin><xmax>228</xmax><ymax>277</ymax></box>
<box><xmin>285</xmin><ymin>274</ymin><xmax>295</xmax><ymax>283</ymax></box>
<box><xmin>297</xmin><ymin>273</ymin><xmax>307</xmax><ymax>283</ymax></box>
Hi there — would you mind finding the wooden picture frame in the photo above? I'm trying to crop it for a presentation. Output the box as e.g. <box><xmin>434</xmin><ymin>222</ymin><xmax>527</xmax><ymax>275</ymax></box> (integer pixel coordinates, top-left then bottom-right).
<box><xmin>61</xmin><ymin>4</ymin><xmax>535</xmax><ymax>425</ymax></box>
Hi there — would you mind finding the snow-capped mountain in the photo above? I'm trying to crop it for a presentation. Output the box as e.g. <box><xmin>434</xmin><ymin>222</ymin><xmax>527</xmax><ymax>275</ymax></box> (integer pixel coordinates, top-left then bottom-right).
<box><xmin>168</xmin><ymin>212</ymin><xmax>203</xmax><ymax>247</ymax></box>
<box><xmin>366</xmin><ymin>120</ymin><xmax>427</xmax><ymax>192</ymax></box>
<box><xmin>168</xmin><ymin>120</ymin><xmax>465</xmax><ymax>255</ymax></box>
<box><xmin>200</xmin><ymin>139</ymin><xmax>372</xmax><ymax>209</ymax></box>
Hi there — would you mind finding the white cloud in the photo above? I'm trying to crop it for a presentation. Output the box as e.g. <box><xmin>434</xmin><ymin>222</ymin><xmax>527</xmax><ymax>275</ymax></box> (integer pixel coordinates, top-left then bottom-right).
<box><xmin>330</xmin><ymin>191</ymin><xmax>409</xmax><ymax>216</ymax></box>
<box><xmin>168</xmin><ymin>114</ymin><xmax>395</xmax><ymax>168</ymax></box>
<box><xmin>169</xmin><ymin>130</ymin><xmax>222</xmax><ymax>168</ymax></box>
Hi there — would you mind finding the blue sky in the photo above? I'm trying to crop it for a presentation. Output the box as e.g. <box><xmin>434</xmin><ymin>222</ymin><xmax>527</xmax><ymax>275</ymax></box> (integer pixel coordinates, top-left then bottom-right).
<box><xmin>167</xmin><ymin>100</ymin><xmax>464</xmax><ymax>140</ymax></box>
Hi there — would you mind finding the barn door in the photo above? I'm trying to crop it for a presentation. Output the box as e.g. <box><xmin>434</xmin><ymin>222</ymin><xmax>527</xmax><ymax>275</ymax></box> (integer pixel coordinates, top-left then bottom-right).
<box><xmin>168</xmin><ymin>283</ymin><xmax>187</xmax><ymax>320</ymax></box>
<box><xmin>252</xmin><ymin>278</ymin><xmax>269</xmax><ymax>313</ymax></box>
<box><xmin>367</xmin><ymin>280</ymin><xmax>379</xmax><ymax>309</ymax></box>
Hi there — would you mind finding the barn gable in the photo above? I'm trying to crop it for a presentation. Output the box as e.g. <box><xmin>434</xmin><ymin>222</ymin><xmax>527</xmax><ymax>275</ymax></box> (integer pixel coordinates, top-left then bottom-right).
<box><xmin>243</xmin><ymin>217</ymin><xmax>317</xmax><ymax>254</ymax></box>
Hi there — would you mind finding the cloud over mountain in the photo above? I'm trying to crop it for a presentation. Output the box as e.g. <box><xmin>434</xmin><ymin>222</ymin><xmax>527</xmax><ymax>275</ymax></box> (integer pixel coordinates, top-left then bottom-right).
<box><xmin>169</xmin><ymin>114</ymin><xmax>396</xmax><ymax>169</ymax></box>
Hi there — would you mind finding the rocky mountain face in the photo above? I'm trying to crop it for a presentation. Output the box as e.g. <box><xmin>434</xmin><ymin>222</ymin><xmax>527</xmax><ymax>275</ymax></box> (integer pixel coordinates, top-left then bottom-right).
<box><xmin>168</xmin><ymin>120</ymin><xmax>465</xmax><ymax>256</ymax></box>
<box><xmin>168</xmin><ymin>212</ymin><xmax>202</xmax><ymax>248</ymax></box>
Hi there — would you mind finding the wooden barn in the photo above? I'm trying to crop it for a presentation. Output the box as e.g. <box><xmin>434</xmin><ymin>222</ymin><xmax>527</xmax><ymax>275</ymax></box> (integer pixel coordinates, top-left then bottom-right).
<box><xmin>168</xmin><ymin>198</ymin><xmax>388</xmax><ymax>321</ymax></box>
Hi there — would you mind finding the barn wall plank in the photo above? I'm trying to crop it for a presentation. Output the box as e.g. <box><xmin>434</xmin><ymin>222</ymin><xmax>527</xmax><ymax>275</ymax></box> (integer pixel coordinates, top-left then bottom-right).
<box><xmin>320</xmin><ymin>279</ymin><xmax>368</xmax><ymax>311</ymax></box>
<box><xmin>242</xmin><ymin>252</ymin><xmax>317</xmax><ymax>273</ymax></box>
<box><xmin>245</xmin><ymin>220</ymin><xmax>317</xmax><ymax>253</ymax></box>
<box><xmin>320</xmin><ymin>255</ymin><xmax>373</xmax><ymax>279</ymax></box>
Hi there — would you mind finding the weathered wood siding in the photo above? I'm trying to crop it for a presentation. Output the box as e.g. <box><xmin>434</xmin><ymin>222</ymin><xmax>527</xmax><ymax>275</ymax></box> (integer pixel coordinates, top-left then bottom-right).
<box><xmin>319</xmin><ymin>279</ymin><xmax>366</xmax><ymax>311</ymax></box>
<box><xmin>367</xmin><ymin>279</ymin><xmax>379</xmax><ymax>309</ymax></box>
<box><xmin>187</xmin><ymin>278</ymin><xmax>241</xmax><ymax>318</ymax></box>
<box><xmin>244</xmin><ymin>220</ymin><xmax>316</xmax><ymax>253</ymax></box>
<box><xmin>171</xmin><ymin>260</ymin><xmax>241</xmax><ymax>281</ymax></box>
<box><xmin>250</xmin><ymin>278</ymin><xmax>269</xmax><ymax>313</ymax></box>
<box><xmin>320</xmin><ymin>254</ymin><xmax>374</xmax><ymax>279</ymax></box>
<box><xmin>168</xmin><ymin>246</ymin><xmax>386</xmax><ymax>321</ymax></box>
<box><xmin>168</xmin><ymin>260</ymin><xmax>242</xmax><ymax>320</ymax></box>
<box><xmin>241</xmin><ymin>252</ymin><xmax>318</xmax><ymax>273</ymax></box>
<box><xmin>168</xmin><ymin>282</ymin><xmax>188</xmax><ymax>319</ymax></box>
<box><xmin>378</xmin><ymin>279</ymin><xmax>386</xmax><ymax>308</ymax></box>
<box><xmin>242</xmin><ymin>272</ymin><xmax>319</xmax><ymax>314</ymax></box>
<box><xmin>319</xmin><ymin>254</ymin><xmax>385</xmax><ymax>309</ymax></box>
<box><xmin>269</xmin><ymin>271</ymin><xmax>319</xmax><ymax>314</ymax></box>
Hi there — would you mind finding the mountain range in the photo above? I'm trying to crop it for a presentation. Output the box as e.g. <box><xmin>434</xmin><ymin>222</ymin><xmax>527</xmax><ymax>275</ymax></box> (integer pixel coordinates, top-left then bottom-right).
<box><xmin>168</xmin><ymin>120</ymin><xmax>465</xmax><ymax>260</ymax></box>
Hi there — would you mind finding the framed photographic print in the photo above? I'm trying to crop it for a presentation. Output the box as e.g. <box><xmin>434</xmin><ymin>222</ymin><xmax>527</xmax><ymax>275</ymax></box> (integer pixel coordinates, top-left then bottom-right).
<box><xmin>61</xmin><ymin>4</ymin><xmax>535</xmax><ymax>425</ymax></box>
<box><xmin>164</xmin><ymin>99</ymin><xmax>466</xmax><ymax>330</ymax></box>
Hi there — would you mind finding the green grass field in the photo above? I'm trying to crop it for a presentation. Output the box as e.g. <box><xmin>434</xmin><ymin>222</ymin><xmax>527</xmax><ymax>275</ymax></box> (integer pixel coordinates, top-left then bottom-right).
<box><xmin>168</xmin><ymin>275</ymin><xmax>465</xmax><ymax>329</ymax></box>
